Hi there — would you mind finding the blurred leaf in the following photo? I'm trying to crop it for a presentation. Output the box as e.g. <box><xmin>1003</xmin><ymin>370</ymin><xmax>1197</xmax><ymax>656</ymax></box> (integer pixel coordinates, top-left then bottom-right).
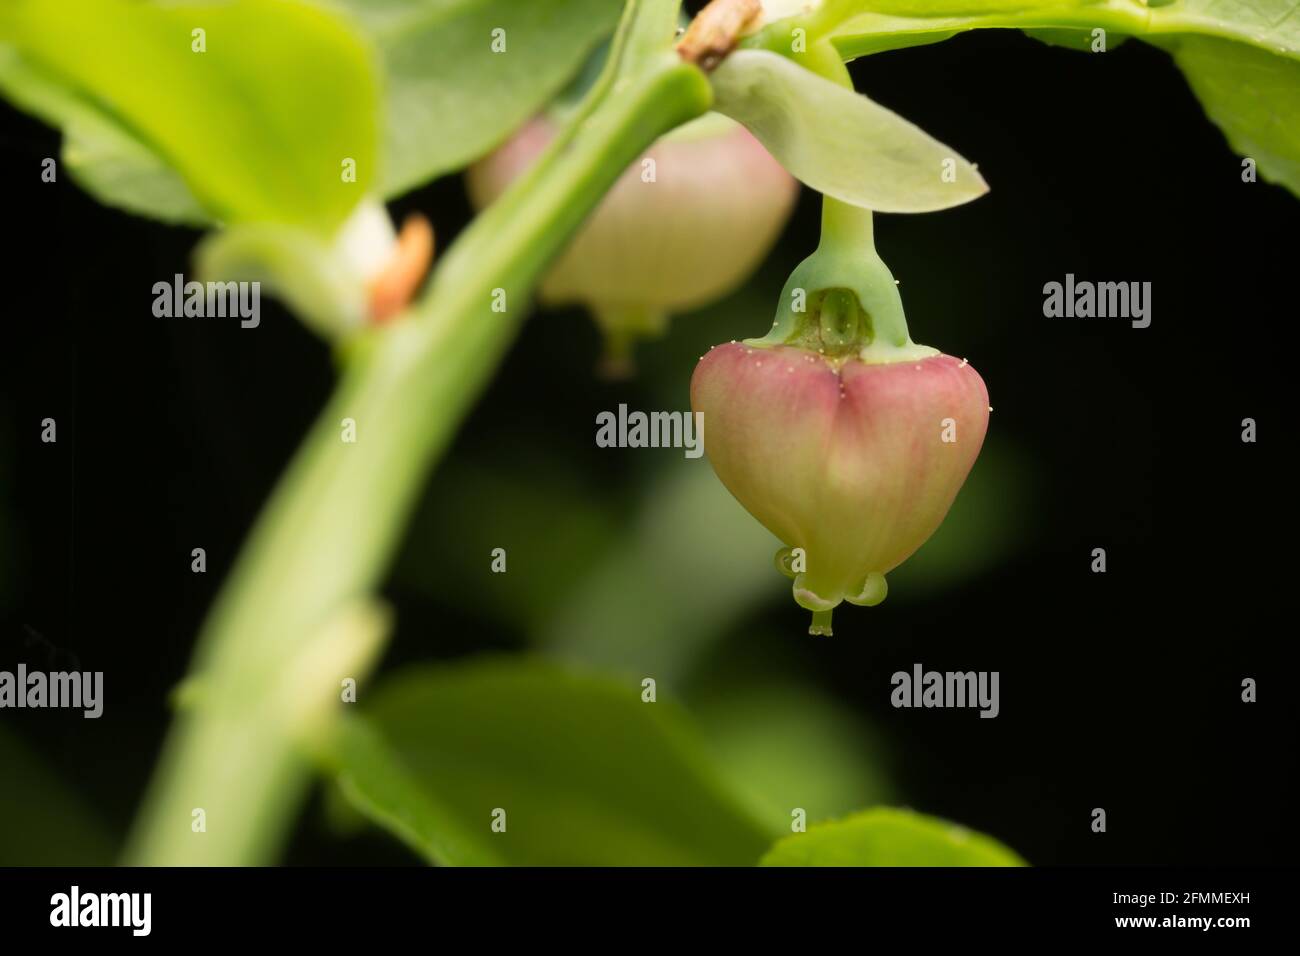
<box><xmin>330</xmin><ymin>714</ymin><xmax>500</xmax><ymax>864</ymax></box>
<box><xmin>323</xmin><ymin>0</ymin><xmax>622</xmax><ymax>197</ymax></box>
<box><xmin>538</xmin><ymin>463</ymin><xmax>780</xmax><ymax>683</ymax></box>
<box><xmin>710</xmin><ymin>49</ymin><xmax>988</xmax><ymax>212</ymax></box>
<box><xmin>0</xmin><ymin>47</ymin><xmax>210</xmax><ymax>226</ymax></box>
<box><xmin>761</xmin><ymin>807</ymin><xmax>1026</xmax><ymax>866</ymax></box>
<box><xmin>0</xmin><ymin>0</ymin><xmax>378</xmax><ymax>231</ymax></box>
<box><xmin>694</xmin><ymin>677</ymin><xmax>897</xmax><ymax>831</ymax></box>
<box><xmin>393</xmin><ymin>457</ymin><xmax>623</xmax><ymax>630</ymax></box>
<box><xmin>0</xmin><ymin>725</ymin><xmax>115</xmax><ymax>865</ymax></box>
<box><xmin>1160</xmin><ymin>35</ymin><xmax>1300</xmax><ymax>194</ymax></box>
<box><xmin>61</xmin><ymin>116</ymin><xmax>214</xmax><ymax>227</ymax></box>
<box><xmin>330</xmin><ymin>658</ymin><xmax>776</xmax><ymax>865</ymax></box>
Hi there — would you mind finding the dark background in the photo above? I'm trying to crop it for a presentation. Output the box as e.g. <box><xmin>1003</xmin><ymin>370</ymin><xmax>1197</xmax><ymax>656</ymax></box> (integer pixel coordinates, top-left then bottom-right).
<box><xmin>1</xmin><ymin>27</ymin><xmax>1292</xmax><ymax>866</ymax></box>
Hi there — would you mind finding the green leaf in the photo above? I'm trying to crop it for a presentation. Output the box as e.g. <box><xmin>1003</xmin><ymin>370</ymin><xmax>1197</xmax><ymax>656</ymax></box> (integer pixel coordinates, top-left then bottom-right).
<box><xmin>1093</xmin><ymin>0</ymin><xmax>1300</xmax><ymax>195</ymax></box>
<box><xmin>1021</xmin><ymin>27</ymin><xmax>1129</xmax><ymax>53</ymax></box>
<box><xmin>61</xmin><ymin>118</ymin><xmax>213</xmax><ymax>227</ymax></box>
<box><xmin>709</xmin><ymin>49</ymin><xmax>988</xmax><ymax>212</ymax></box>
<box><xmin>1159</xmin><ymin>34</ymin><xmax>1300</xmax><ymax>193</ymax></box>
<box><xmin>0</xmin><ymin>0</ymin><xmax>379</xmax><ymax>232</ymax></box>
<box><xmin>767</xmin><ymin>0</ymin><xmax>1300</xmax><ymax>198</ymax></box>
<box><xmin>1162</xmin><ymin>0</ymin><xmax>1300</xmax><ymax>57</ymax></box>
<box><xmin>761</xmin><ymin>807</ymin><xmax>1027</xmax><ymax>866</ymax></box>
<box><xmin>330</xmin><ymin>658</ymin><xmax>776</xmax><ymax>865</ymax></box>
<box><xmin>393</xmin><ymin>457</ymin><xmax>624</xmax><ymax>633</ymax></box>
<box><xmin>694</xmin><ymin>678</ymin><xmax>898</xmax><ymax>831</ymax></box>
<box><xmin>331</xmin><ymin>715</ymin><xmax>503</xmax><ymax>865</ymax></box>
<box><xmin>538</xmin><ymin>464</ymin><xmax>781</xmax><ymax>684</ymax></box>
<box><xmin>323</xmin><ymin>0</ymin><xmax>624</xmax><ymax>197</ymax></box>
<box><xmin>817</xmin><ymin>0</ymin><xmax>1300</xmax><ymax>60</ymax></box>
<box><xmin>0</xmin><ymin>725</ymin><xmax>115</xmax><ymax>865</ymax></box>
<box><xmin>0</xmin><ymin>47</ymin><xmax>210</xmax><ymax>226</ymax></box>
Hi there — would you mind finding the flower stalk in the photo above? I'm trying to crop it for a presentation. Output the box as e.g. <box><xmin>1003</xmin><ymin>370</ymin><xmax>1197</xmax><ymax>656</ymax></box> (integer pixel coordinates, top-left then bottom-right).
<box><xmin>124</xmin><ymin>0</ymin><xmax>710</xmax><ymax>866</ymax></box>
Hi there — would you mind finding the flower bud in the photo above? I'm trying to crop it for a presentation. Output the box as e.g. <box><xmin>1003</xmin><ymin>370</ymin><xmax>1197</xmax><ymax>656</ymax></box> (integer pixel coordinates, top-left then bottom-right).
<box><xmin>691</xmin><ymin>341</ymin><xmax>989</xmax><ymax>634</ymax></box>
<box><xmin>467</xmin><ymin>113</ymin><xmax>797</xmax><ymax>373</ymax></box>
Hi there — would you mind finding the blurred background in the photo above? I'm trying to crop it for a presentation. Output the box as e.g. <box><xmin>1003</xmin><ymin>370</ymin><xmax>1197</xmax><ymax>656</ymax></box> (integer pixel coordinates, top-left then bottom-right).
<box><xmin>1</xmin><ymin>25</ymin><xmax>1291</xmax><ymax>865</ymax></box>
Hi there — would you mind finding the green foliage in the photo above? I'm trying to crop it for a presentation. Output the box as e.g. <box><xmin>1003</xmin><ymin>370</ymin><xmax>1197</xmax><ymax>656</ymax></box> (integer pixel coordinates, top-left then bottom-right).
<box><xmin>0</xmin><ymin>0</ymin><xmax>379</xmax><ymax>232</ymax></box>
<box><xmin>8</xmin><ymin>0</ymin><xmax>1296</xmax><ymax>225</ymax></box>
<box><xmin>809</xmin><ymin>0</ymin><xmax>1300</xmax><ymax>60</ymax></box>
<box><xmin>331</xmin><ymin>715</ymin><xmax>495</xmax><ymax>864</ymax></box>
<box><xmin>761</xmin><ymin>807</ymin><xmax>1026</xmax><ymax>866</ymax></box>
<box><xmin>330</xmin><ymin>658</ymin><xmax>777</xmax><ymax>865</ymax></box>
<box><xmin>537</xmin><ymin>465</ymin><xmax>781</xmax><ymax>683</ymax></box>
<box><xmin>0</xmin><ymin>46</ymin><xmax>209</xmax><ymax>225</ymax></box>
<box><xmin>693</xmin><ymin>678</ymin><xmax>898</xmax><ymax>830</ymax></box>
<box><xmin>0</xmin><ymin>0</ymin><xmax>621</xmax><ymax>223</ymax></box>
<box><xmin>1020</xmin><ymin>27</ymin><xmax>1129</xmax><ymax>52</ymax></box>
<box><xmin>805</xmin><ymin>0</ymin><xmax>1300</xmax><ymax>195</ymax></box>
<box><xmin>1158</xmin><ymin>34</ymin><xmax>1300</xmax><ymax>192</ymax></box>
<box><xmin>0</xmin><ymin>726</ymin><xmax>115</xmax><ymax>866</ymax></box>
<box><xmin>3</xmin><ymin>0</ymin><xmax>1287</xmax><ymax>871</ymax></box>
<box><xmin>324</xmin><ymin>0</ymin><xmax>623</xmax><ymax>196</ymax></box>
<box><xmin>711</xmin><ymin>49</ymin><xmax>988</xmax><ymax>212</ymax></box>
<box><xmin>1168</xmin><ymin>0</ymin><xmax>1300</xmax><ymax>56</ymax></box>
<box><xmin>392</xmin><ymin>457</ymin><xmax>625</xmax><ymax>633</ymax></box>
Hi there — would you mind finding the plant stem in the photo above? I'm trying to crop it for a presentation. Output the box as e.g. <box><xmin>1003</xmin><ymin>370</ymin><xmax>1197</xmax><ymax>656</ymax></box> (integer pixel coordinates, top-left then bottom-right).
<box><xmin>819</xmin><ymin>198</ymin><xmax>912</xmax><ymax>347</ymax></box>
<box><xmin>746</xmin><ymin>40</ymin><xmax>931</xmax><ymax>362</ymax></box>
<box><xmin>744</xmin><ymin>0</ymin><xmax>1159</xmax><ymax>60</ymax></box>
<box><xmin>591</xmin><ymin>304</ymin><xmax>669</xmax><ymax>379</ymax></box>
<box><xmin>124</xmin><ymin>0</ymin><xmax>710</xmax><ymax>866</ymax></box>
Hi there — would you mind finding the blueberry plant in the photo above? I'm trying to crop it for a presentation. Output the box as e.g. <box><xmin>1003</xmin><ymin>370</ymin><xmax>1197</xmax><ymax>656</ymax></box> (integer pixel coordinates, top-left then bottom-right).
<box><xmin>1</xmin><ymin>0</ymin><xmax>1295</xmax><ymax>866</ymax></box>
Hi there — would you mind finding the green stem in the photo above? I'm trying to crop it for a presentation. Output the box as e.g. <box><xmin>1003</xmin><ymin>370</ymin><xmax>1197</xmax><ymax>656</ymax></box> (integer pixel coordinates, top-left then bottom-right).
<box><xmin>747</xmin><ymin>40</ymin><xmax>933</xmax><ymax>363</ymax></box>
<box><xmin>591</xmin><ymin>304</ymin><xmax>669</xmax><ymax>380</ymax></box>
<box><xmin>124</xmin><ymin>0</ymin><xmax>710</xmax><ymax>866</ymax></box>
<box><xmin>825</xmin><ymin>3</ymin><xmax>1157</xmax><ymax>61</ymax></box>
<box><xmin>819</xmin><ymin>188</ymin><xmax>872</xmax><ymax>246</ymax></box>
<box><xmin>741</xmin><ymin>0</ymin><xmax>1300</xmax><ymax>66</ymax></box>
<box><xmin>743</xmin><ymin>0</ymin><xmax>1158</xmax><ymax>60</ymax></box>
<box><xmin>819</xmin><ymin>198</ymin><xmax>913</xmax><ymax>348</ymax></box>
<box><xmin>749</xmin><ymin>179</ymin><xmax>922</xmax><ymax>356</ymax></box>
